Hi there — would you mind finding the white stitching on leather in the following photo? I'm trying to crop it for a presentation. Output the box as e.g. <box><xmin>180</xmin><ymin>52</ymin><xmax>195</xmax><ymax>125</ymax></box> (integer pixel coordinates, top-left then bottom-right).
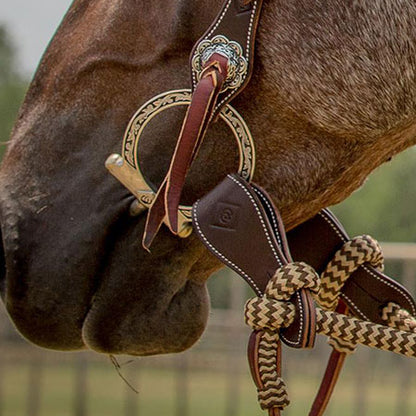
<box><xmin>280</xmin><ymin>292</ymin><xmax>304</xmax><ymax>346</ymax></box>
<box><xmin>228</xmin><ymin>175</ymin><xmax>283</xmax><ymax>268</ymax></box>
<box><xmin>318</xmin><ymin>211</ymin><xmax>347</xmax><ymax>242</ymax></box>
<box><xmin>194</xmin><ymin>176</ymin><xmax>306</xmax><ymax>346</ymax></box>
<box><xmin>207</xmin><ymin>0</ymin><xmax>233</xmax><ymax>38</ymax></box>
<box><xmin>193</xmin><ymin>200</ymin><xmax>262</xmax><ymax>295</ymax></box>
<box><xmin>192</xmin><ymin>0</ymin><xmax>233</xmax><ymax>89</ymax></box>
<box><xmin>341</xmin><ymin>294</ymin><xmax>365</xmax><ymax>320</ymax></box>
<box><xmin>191</xmin><ymin>1</ymin><xmax>259</xmax><ymax>112</ymax></box>
<box><xmin>252</xmin><ymin>187</ymin><xmax>283</xmax><ymax>249</ymax></box>
<box><xmin>214</xmin><ymin>1</ymin><xmax>258</xmax><ymax>111</ymax></box>
<box><xmin>249</xmin><ymin>185</ymin><xmax>304</xmax><ymax>346</ymax></box>
<box><xmin>229</xmin><ymin>175</ymin><xmax>305</xmax><ymax>346</ymax></box>
<box><xmin>361</xmin><ymin>264</ymin><xmax>416</xmax><ymax>315</ymax></box>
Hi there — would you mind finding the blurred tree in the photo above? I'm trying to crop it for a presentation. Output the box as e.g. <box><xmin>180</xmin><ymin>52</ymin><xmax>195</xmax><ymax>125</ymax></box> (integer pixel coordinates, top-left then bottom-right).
<box><xmin>332</xmin><ymin>148</ymin><xmax>416</xmax><ymax>242</ymax></box>
<box><xmin>0</xmin><ymin>24</ymin><xmax>28</xmax><ymax>159</ymax></box>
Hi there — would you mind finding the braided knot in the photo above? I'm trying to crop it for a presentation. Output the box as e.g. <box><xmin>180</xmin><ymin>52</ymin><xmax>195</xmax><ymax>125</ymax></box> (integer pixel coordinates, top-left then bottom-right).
<box><xmin>256</xmin><ymin>331</ymin><xmax>290</xmax><ymax>410</ymax></box>
<box><xmin>245</xmin><ymin>262</ymin><xmax>320</xmax><ymax>411</ymax></box>
<box><xmin>318</xmin><ymin>235</ymin><xmax>384</xmax><ymax>311</ymax></box>
<box><xmin>245</xmin><ymin>262</ymin><xmax>320</xmax><ymax>331</ymax></box>
<box><xmin>258</xmin><ymin>377</ymin><xmax>290</xmax><ymax>409</ymax></box>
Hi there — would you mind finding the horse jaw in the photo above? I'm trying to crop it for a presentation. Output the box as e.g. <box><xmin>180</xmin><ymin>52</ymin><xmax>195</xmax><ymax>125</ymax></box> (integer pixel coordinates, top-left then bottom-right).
<box><xmin>0</xmin><ymin>0</ymin><xmax>224</xmax><ymax>355</ymax></box>
<box><xmin>1</xmin><ymin>0</ymin><xmax>416</xmax><ymax>356</ymax></box>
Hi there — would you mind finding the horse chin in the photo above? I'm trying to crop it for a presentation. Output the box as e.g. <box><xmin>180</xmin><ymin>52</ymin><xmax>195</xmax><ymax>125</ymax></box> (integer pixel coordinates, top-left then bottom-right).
<box><xmin>76</xmin><ymin>228</ymin><xmax>214</xmax><ymax>356</ymax></box>
<box><xmin>0</xmin><ymin>190</ymin><xmax>213</xmax><ymax>355</ymax></box>
<box><xmin>81</xmin><ymin>270</ymin><xmax>211</xmax><ymax>356</ymax></box>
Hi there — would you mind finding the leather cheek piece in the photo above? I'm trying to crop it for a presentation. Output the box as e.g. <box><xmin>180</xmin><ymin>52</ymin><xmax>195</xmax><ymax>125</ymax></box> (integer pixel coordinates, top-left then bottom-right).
<box><xmin>192</xmin><ymin>173</ymin><xmax>316</xmax><ymax>349</ymax></box>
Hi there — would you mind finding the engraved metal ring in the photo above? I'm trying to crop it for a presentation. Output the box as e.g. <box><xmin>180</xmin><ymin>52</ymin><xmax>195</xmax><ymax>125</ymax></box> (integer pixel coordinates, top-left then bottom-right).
<box><xmin>106</xmin><ymin>89</ymin><xmax>255</xmax><ymax>236</ymax></box>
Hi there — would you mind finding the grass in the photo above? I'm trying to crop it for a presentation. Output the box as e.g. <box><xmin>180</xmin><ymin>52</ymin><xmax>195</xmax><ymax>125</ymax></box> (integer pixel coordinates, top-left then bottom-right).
<box><xmin>0</xmin><ymin>351</ymin><xmax>415</xmax><ymax>416</ymax></box>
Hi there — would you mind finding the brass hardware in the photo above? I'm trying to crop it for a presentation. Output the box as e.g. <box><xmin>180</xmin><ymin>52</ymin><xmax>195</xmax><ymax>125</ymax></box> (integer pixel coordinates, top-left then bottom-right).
<box><xmin>129</xmin><ymin>200</ymin><xmax>147</xmax><ymax>217</ymax></box>
<box><xmin>106</xmin><ymin>89</ymin><xmax>255</xmax><ymax>239</ymax></box>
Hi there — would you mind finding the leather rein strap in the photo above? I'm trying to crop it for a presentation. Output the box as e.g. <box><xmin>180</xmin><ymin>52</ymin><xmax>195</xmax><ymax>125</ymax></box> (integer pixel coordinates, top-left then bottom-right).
<box><xmin>143</xmin><ymin>0</ymin><xmax>264</xmax><ymax>248</ymax></box>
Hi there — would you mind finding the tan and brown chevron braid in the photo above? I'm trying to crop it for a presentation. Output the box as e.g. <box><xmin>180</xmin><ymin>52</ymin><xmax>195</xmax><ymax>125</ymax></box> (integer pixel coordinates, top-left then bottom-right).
<box><xmin>316</xmin><ymin>308</ymin><xmax>416</xmax><ymax>358</ymax></box>
<box><xmin>382</xmin><ymin>302</ymin><xmax>416</xmax><ymax>332</ymax></box>
<box><xmin>327</xmin><ymin>334</ymin><xmax>357</xmax><ymax>354</ymax></box>
<box><xmin>245</xmin><ymin>258</ymin><xmax>416</xmax><ymax>414</ymax></box>
<box><xmin>245</xmin><ymin>262</ymin><xmax>320</xmax><ymax>412</ymax></box>
<box><xmin>316</xmin><ymin>235</ymin><xmax>416</xmax><ymax>355</ymax></box>
<box><xmin>245</xmin><ymin>298</ymin><xmax>295</xmax><ymax>331</ymax></box>
<box><xmin>257</xmin><ymin>330</ymin><xmax>290</xmax><ymax>410</ymax></box>
<box><xmin>245</xmin><ymin>262</ymin><xmax>319</xmax><ymax>331</ymax></box>
<box><xmin>318</xmin><ymin>235</ymin><xmax>384</xmax><ymax>311</ymax></box>
<box><xmin>266</xmin><ymin>262</ymin><xmax>320</xmax><ymax>300</ymax></box>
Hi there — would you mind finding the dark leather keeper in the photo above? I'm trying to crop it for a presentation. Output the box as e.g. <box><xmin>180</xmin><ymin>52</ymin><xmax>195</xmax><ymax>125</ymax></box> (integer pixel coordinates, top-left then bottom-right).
<box><xmin>189</xmin><ymin>0</ymin><xmax>264</xmax><ymax>115</ymax></box>
<box><xmin>192</xmin><ymin>174</ymin><xmax>316</xmax><ymax>349</ymax></box>
<box><xmin>287</xmin><ymin>209</ymin><xmax>416</xmax><ymax>323</ymax></box>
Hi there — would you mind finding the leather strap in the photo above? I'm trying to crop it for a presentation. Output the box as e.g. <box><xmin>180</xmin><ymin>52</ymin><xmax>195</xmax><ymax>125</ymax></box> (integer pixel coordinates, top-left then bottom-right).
<box><xmin>308</xmin><ymin>302</ymin><xmax>349</xmax><ymax>416</ymax></box>
<box><xmin>143</xmin><ymin>55</ymin><xmax>228</xmax><ymax>248</ymax></box>
<box><xmin>190</xmin><ymin>0</ymin><xmax>264</xmax><ymax>117</ymax></box>
<box><xmin>193</xmin><ymin>174</ymin><xmax>316</xmax><ymax>348</ymax></box>
<box><xmin>143</xmin><ymin>0</ymin><xmax>264</xmax><ymax>248</ymax></box>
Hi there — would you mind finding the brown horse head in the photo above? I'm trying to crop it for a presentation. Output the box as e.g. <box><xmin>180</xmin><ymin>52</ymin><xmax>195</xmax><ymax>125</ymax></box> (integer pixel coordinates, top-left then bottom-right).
<box><xmin>1</xmin><ymin>0</ymin><xmax>416</xmax><ymax>355</ymax></box>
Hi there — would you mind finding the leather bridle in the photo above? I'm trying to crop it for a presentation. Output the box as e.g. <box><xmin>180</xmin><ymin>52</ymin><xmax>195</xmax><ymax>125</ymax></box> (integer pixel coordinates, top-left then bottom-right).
<box><xmin>106</xmin><ymin>1</ymin><xmax>416</xmax><ymax>415</ymax></box>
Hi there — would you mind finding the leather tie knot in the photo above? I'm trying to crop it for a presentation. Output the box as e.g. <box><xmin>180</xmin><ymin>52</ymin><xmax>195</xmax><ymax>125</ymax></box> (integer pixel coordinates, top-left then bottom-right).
<box><xmin>244</xmin><ymin>262</ymin><xmax>320</xmax><ymax>413</ymax></box>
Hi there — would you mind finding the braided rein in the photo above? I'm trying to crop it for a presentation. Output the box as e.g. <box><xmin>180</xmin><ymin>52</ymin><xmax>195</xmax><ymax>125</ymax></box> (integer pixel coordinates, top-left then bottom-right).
<box><xmin>245</xmin><ymin>236</ymin><xmax>416</xmax><ymax>415</ymax></box>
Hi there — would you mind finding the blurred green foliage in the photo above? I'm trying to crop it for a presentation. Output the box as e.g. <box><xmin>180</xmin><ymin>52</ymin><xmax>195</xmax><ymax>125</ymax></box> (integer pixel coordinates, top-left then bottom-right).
<box><xmin>0</xmin><ymin>24</ymin><xmax>28</xmax><ymax>159</ymax></box>
<box><xmin>332</xmin><ymin>148</ymin><xmax>416</xmax><ymax>242</ymax></box>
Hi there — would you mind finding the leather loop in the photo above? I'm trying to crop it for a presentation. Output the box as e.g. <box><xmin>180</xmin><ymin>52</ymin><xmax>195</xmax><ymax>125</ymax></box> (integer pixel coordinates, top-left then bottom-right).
<box><xmin>142</xmin><ymin>54</ymin><xmax>228</xmax><ymax>249</ymax></box>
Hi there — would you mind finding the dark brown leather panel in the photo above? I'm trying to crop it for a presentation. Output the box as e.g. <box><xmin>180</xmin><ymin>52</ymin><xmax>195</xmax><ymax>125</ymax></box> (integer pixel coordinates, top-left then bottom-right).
<box><xmin>287</xmin><ymin>209</ymin><xmax>416</xmax><ymax>324</ymax></box>
<box><xmin>193</xmin><ymin>174</ymin><xmax>316</xmax><ymax>349</ymax></box>
<box><xmin>193</xmin><ymin>174</ymin><xmax>287</xmax><ymax>294</ymax></box>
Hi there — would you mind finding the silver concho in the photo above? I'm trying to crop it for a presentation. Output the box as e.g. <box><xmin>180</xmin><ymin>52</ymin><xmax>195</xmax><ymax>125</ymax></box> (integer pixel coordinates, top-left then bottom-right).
<box><xmin>192</xmin><ymin>35</ymin><xmax>248</xmax><ymax>92</ymax></box>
